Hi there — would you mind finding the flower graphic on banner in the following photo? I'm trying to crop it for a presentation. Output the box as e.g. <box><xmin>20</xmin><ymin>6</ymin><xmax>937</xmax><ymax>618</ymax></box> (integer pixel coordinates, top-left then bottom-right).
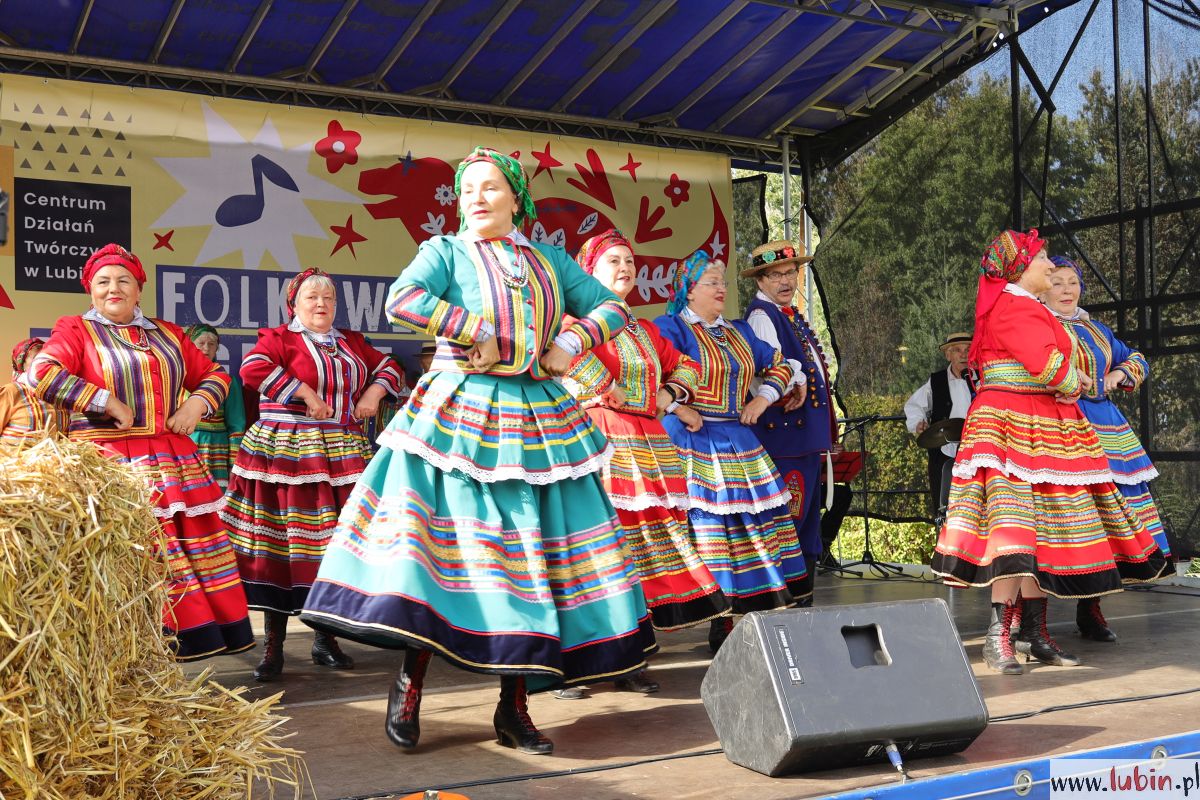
<box><xmin>434</xmin><ymin>184</ymin><xmax>456</xmax><ymax>207</ymax></box>
<box><xmin>315</xmin><ymin>120</ymin><xmax>361</xmax><ymax>174</ymax></box>
<box><xmin>664</xmin><ymin>173</ymin><xmax>690</xmax><ymax>208</ymax></box>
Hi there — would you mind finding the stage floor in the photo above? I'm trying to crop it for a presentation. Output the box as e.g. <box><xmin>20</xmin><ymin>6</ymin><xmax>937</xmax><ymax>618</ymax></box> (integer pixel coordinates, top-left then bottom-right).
<box><xmin>187</xmin><ymin>571</ymin><xmax>1200</xmax><ymax>800</ymax></box>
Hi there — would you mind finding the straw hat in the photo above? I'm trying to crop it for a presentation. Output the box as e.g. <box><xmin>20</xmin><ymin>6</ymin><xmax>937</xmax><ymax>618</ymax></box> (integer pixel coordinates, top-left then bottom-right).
<box><xmin>741</xmin><ymin>240</ymin><xmax>813</xmax><ymax>278</ymax></box>
<box><xmin>938</xmin><ymin>332</ymin><xmax>972</xmax><ymax>353</ymax></box>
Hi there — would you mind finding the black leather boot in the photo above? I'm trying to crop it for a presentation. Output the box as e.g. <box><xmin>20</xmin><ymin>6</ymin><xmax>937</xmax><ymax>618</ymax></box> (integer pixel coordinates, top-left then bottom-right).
<box><xmin>385</xmin><ymin>648</ymin><xmax>432</xmax><ymax>749</ymax></box>
<box><xmin>1014</xmin><ymin>596</ymin><xmax>1082</xmax><ymax>666</ymax></box>
<box><xmin>253</xmin><ymin>611</ymin><xmax>288</xmax><ymax>682</ymax></box>
<box><xmin>494</xmin><ymin>676</ymin><xmax>554</xmax><ymax>755</ymax></box>
<box><xmin>708</xmin><ymin>616</ymin><xmax>734</xmax><ymax>654</ymax></box>
<box><xmin>614</xmin><ymin>669</ymin><xmax>659</xmax><ymax>694</ymax></box>
<box><xmin>982</xmin><ymin>602</ymin><xmax>1022</xmax><ymax>675</ymax></box>
<box><xmin>1076</xmin><ymin>598</ymin><xmax>1118</xmax><ymax>642</ymax></box>
<box><xmin>311</xmin><ymin>630</ymin><xmax>355</xmax><ymax>669</ymax></box>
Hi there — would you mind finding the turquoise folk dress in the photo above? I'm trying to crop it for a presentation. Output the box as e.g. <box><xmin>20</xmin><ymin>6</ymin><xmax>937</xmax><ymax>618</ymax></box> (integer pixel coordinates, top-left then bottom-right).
<box><xmin>301</xmin><ymin>233</ymin><xmax>657</xmax><ymax>689</ymax></box>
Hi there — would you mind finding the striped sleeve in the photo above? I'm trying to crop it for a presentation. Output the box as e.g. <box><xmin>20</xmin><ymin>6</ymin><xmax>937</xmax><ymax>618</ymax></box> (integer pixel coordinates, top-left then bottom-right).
<box><xmin>1106</xmin><ymin>324</ymin><xmax>1148</xmax><ymax>389</ymax></box>
<box><xmin>740</xmin><ymin>320</ymin><xmax>793</xmax><ymax>399</ymax></box>
<box><xmin>240</xmin><ymin>329</ymin><xmax>304</xmax><ymax>403</ymax></box>
<box><xmin>997</xmin><ymin>300</ymin><xmax>1079</xmax><ymax>395</ymax></box>
<box><xmin>386</xmin><ymin>283</ymin><xmax>487</xmax><ymax>344</ymax></box>
<box><xmin>1038</xmin><ymin>350</ymin><xmax>1080</xmax><ymax>395</ymax></box>
<box><xmin>385</xmin><ymin>237</ymin><xmax>487</xmax><ymax>344</ymax></box>
<box><xmin>563</xmin><ymin>352</ymin><xmax>615</xmax><ymax>404</ymax></box>
<box><xmin>30</xmin><ymin>317</ymin><xmax>105</xmax><ymax>413</ymax></box>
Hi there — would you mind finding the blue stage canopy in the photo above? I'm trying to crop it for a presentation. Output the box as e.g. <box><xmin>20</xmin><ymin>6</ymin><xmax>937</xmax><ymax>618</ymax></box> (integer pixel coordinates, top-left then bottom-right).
<box><xmin>0</xmin><ymin>0</ymin><xmax>1076</xmax><ymax>166</ymax></box>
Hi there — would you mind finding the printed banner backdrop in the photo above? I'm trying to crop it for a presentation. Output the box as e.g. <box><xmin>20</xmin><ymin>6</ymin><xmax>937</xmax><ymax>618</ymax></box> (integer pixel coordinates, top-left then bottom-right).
<box><xmin>0</xmin><ymin>74</ymin><xmax>733</xmax><ymax>378</ymax></box>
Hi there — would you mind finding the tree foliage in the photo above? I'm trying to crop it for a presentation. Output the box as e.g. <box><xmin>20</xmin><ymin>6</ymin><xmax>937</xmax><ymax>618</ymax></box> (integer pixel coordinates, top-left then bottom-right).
<box><xmin>731</xmin><ymin>55</ymin><xmax>1200</xmax><ymax>558</ymax></box>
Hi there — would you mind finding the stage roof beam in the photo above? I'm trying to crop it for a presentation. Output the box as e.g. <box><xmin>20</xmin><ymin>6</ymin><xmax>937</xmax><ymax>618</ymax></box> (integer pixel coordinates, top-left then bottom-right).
<box><xmin>609</xmin><ymin>0</ymin><xmax>747</xmax><ymax>120</ymax></box>
<box><xmin>366</xmin><ymin>0</ymin><xmax>442</xmax><ymax>91</ymax></box>
<box><xmin>69</xmin><ymin>0</ymin><xmax>96</xmax><ymax>55</ymax></box>
<box><xmin>411</xmin><ymin>0</ymin><xmax>523</xmax><ymax>97</ymax></box>
<box><xmin>149</xmin><ymin>0</ymin><xmax>188</xmax><ymax>64</ymax></box>
<box><xmin>226</xmin><ymin>0</ymin><xmax>272</xmax><ymax>73</ymax></box>
<box><xmin>493</xmin><ymin>0</ymin><xmax>601</xmax><ymax>106</ymax></box>
<box><xmin>302</xmin><ymin>0</ymin><xmax>358</xmax><ymax>81</ymax></box>
<box><xmin>551</xmin><ymin>0</ymin><xmax>676</xmax><ymax>113</ymax></box>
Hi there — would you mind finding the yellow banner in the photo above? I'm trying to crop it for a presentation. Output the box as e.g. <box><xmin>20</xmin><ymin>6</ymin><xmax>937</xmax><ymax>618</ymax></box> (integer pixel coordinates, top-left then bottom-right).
<box><xmin>0</xmin><ymin>74</ymin><xmax>732</xmax><ymax>373</ymax></box>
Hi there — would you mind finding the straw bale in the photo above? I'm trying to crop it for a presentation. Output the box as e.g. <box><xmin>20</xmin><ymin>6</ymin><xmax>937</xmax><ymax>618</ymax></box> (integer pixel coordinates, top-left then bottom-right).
<box><xmin>0</xmin><ymin>435</ymin><xmax>306</xmax><ymax>799</ymax></box>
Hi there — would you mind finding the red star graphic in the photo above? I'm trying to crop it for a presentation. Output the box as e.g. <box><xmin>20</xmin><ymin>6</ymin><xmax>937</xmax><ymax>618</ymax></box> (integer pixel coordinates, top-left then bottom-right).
<box><xmin>619</xmin><ymin>153</ymin><xmax>642</xmax><ymax>182</ymax></box>
<box><xmin>531</xmin><ymin>141</ymin><xmax>562</xmax><ymax>182</ymax></box>
<box><xmin>0</xmin><ymin>281</ymin><xmax>12</xmax><ymax>310</ymax></box>
<box><xmin>330</xmin><ymin>215</ymin><xmax>368</xmax><ymax>258</ymax></box>
<box><xmin>153</xmin><ymin>230</ymin><xmax>175</xmax><ymax>251</ymax></box>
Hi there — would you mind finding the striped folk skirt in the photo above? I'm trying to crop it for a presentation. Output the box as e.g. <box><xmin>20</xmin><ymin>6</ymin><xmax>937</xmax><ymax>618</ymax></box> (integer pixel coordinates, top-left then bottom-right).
<box><xmin>100</xmin><ymin>433</ymin><xmax>254</xmax><ymax>660</ymax></box>
<box><xmin>222</xmin><ymin>409</ymin><xmax>372</xmax><ymax>614</ymax></box>
<box><xmin>585</xmin><ymin>406</ymin><xmax>729</xmax><ymax>630</ymax></box>
<box><xmin>662</xmin><ymin>416</ymin><xmax>809</xmax><ymax>613</ymax></box>
<box><xmin>300</xmin><ymin>372</ymin><xmax>657</xmax><ymax>690</ymax></box>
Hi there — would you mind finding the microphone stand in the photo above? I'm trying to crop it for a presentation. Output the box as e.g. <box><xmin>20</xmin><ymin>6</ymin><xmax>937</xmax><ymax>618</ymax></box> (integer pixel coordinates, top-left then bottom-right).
<box><xmin>836</xmin><ymin>414</ymin><xmax>906</xmax><ymax>579</ymax></box>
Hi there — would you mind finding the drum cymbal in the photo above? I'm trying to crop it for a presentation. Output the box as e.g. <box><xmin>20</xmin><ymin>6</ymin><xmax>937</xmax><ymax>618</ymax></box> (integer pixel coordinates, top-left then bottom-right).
<box><xmin>916</xmin><ymin>417</ymin><xmax>965</xmax><ymax>449</ymax></box>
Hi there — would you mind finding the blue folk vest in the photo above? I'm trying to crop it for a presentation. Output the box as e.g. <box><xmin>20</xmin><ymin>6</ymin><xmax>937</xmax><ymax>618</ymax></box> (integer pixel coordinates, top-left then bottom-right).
<box><xmin>744</xmin><ymin>297</ymin><xmax>834</xmax><ymax>458</ymax></box>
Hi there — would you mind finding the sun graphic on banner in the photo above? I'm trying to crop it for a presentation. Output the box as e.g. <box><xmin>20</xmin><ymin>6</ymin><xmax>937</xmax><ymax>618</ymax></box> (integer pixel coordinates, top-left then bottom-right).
<box><xmin>153</xmin><ymin>104</ymin><xmax>358</xmax><ymax>270</ymax></box>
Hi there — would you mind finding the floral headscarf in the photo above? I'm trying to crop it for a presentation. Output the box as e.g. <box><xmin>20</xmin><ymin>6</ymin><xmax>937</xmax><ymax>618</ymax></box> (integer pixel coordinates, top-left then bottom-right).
<box><xmin>980</xmin><ymin>229</ymin><xmax>1045</xmax><ymax>284</ymax></box>
<box><xmin>285</xmin><ymin>268</ymin><xmax>332</xmax><ymax>319</ymax></box>
<box><xmin>972</xmin><ymin>228</ymin><xmax>1047</xmax><ymax>367</ymax></box>
<box><xmin>1050</xmin><ymin>255</ymin><xmax>1085</xmax><ymax>297</ymax></box>
<box><xmin>576</xmin><ymin>229</ymin><xmax>633</xmax><ymax>275</ymax></box>
<box><xmin>11</xmin><ymin>337</ymin><xmax>44</xmax><ymax>375</ymax></box>
<box><xmin>81</xmin><ymin>243</ymin><xmax>146</xmax><ymax>291</ymax></box>
<box><xmin>453</xmin><ymin>147</ymin><xmax>538</xmax><ymax>230</ymax></box>
<box><xmin>668</xmin><ymin>249</ymin><xmax>713</xmax><ymax>316</ymax></box>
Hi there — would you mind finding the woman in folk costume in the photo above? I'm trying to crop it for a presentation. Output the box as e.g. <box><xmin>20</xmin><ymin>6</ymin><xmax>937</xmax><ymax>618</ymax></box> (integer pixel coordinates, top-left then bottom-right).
<box><xmin>185</xmin><ymin>324</ymin><xmax>246</xmax><ymax>489</ymax></box>
<box><xmin>652</xmin><ymin>250</ymin><xmax>808</xmax><ymax>654</ymax></box>
<box><xmin>30</xmin><ymin>244</ymin><xmax>253</xmax><ymax>660</ymax></box>
<box><xmin>560</xmin><ymin>229</ymin><xmax>730</xmax><ymax>695</ymax></box>
<box><xmin>931</xmin><ymin>230</ymin><xmax>1168</xmax><ymax>675</ymax></box>
<box><xmin>1041</xmin><ymin>256</ymin><xmax>1172</xmax><ymax>642</ymax></box>
<box><xmin>221</xmin><ymin>268</ymin><xmax>404</xmax><ymax>682</ymax></box>
<box><xmin>301</xmin><ymin>147</ymin><xmax>656</xmax><ymax>756</ymax></box>
<box><xmin>0</xmin><ymin>337</ymin><xmax>59</xmax><ymax>443</ymax></box>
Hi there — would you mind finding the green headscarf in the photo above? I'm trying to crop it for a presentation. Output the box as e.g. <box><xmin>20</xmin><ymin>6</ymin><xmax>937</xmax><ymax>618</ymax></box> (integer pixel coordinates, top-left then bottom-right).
<box><xmin>453</xmin><ymin>146</ymin><xmax>538</xmax><ymax>231</ymax></box>
<box><xmin>186</xmin><ymin>323</ymin><xmax>218</xmax><ymax>342</ymax></box>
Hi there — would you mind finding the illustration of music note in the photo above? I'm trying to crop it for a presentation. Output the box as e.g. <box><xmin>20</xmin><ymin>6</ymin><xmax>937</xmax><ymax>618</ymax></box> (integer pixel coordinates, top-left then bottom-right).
<box><xmin>215</xmin><ymin>154</ymin><xmax>300</xmax><ymax>227</ymax></box>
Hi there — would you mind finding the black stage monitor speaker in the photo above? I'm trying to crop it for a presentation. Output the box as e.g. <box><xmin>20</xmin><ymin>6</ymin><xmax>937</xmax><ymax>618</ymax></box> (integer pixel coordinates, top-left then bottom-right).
<box><xmin>701</xmin><ymin>598</ymin><xmax>988</xmax><ymax>777</ymax></box>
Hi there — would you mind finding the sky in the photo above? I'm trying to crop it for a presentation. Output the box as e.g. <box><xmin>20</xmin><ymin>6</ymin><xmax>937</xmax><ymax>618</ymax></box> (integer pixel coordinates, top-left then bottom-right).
<box><xmin>967</xmin><ymin>0</ymin><xmax>1199</xmax><ymax>120</ymax></box>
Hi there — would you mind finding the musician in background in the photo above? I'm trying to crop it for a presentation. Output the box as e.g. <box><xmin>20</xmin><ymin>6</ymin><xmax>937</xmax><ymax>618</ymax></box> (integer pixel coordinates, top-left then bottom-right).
<box><xmin>744</xmin><ymin>240</ymin><xmax>835</xmax><ymax>606</ymax></box>
<box><xmin>904</xmin><ymin>332</ymin><xmax>973</xmax><ymax>513</ymax></box>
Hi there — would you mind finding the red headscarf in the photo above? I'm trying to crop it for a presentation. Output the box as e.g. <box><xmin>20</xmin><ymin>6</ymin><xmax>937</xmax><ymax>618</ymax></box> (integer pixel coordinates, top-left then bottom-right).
<box><xmin>286</xmin><ymin>268</ymin><xmax>331</xmax><ymax>318</ymax></box>
<box><xmin>575</xmin><ymin>229</ymin><xmax>633</xmax><ymax>275</ymax></box>
<box><xmin>81</xmin><ymin>243</ymin><xmax>146</xmax><ymax>291</ymax></box>
<box><xmin>971</xmin><ymin>228</ymin><xmax>1046</xmax><ymax>367</ymax></box>
<box><xmin>11</xmin><ymin>337</ymin><xmax>44</xmax><ymax>375</ymax></box>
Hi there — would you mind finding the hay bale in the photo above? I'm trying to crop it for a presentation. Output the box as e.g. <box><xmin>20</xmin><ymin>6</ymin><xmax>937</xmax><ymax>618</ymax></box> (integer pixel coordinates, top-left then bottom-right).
<box><xmin>0</xmin><ymin>436</ymin><xmax>306</xmax><ymax>799</ymax></box>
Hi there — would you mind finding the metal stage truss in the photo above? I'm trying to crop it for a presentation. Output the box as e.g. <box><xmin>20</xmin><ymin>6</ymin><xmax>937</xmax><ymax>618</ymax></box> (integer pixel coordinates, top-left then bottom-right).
<box><xmin>0</xmin><ymin>0</ymin><xmax>1073</xmax><ymax>169</ymax></box>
